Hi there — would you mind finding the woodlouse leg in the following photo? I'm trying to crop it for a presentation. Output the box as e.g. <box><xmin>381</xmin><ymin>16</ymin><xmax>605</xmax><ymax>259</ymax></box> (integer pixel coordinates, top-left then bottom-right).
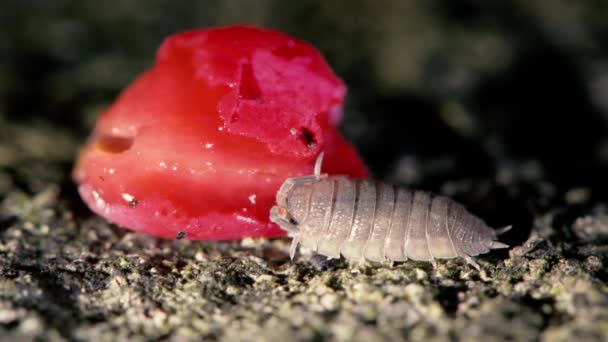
<box><xmin>464</xmin><ymin>256</ymin><xmax>481</xmax><ymax>271</ymax></box>
<box><xmin>270</xmin><ymin>206</ymin><xmax>301</xmax><ymax>260</ymax></box>
<box><xmin>309</xmin><ymin>254</ymin><xmax>331</xmax><ymax>271</ymax></box>
<box><xmin>289</xmin><ymin>236</ymin><xmax>300</xmax><ymax>260</ymax></box>
<box><xmin>430</xmin><ymin>258</ymin><xmax>438</xmax><ymax>270</ymax></box>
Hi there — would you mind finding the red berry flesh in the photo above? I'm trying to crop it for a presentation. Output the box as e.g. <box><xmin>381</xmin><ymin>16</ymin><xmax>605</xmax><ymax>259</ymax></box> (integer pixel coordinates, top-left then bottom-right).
<box><xmin>73</xmin><ymin>26</ymin><xmax>367</xmax><ymax>240</ymax></box>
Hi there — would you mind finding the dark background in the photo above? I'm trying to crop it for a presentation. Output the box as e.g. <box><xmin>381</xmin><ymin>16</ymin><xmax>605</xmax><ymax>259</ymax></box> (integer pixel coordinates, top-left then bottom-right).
<box><xmin>2</xmin><ymin>0</ymin><xmax>608</xmax><ymax>244</ymax></box>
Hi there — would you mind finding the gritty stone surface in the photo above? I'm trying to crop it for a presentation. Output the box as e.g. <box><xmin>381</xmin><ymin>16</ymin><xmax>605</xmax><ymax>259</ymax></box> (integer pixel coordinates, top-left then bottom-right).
<box><xmin>1</xmin><ymin>121</ymin><xmax>607</xmax><ymax>340</ymax></box>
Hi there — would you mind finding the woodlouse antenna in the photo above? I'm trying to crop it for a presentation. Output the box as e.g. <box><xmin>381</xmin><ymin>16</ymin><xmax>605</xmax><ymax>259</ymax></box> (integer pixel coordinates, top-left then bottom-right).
<box><xmin>314</xmin><ymin>152</ymin><xmax>324</xmax><ymax>178</ymax></box>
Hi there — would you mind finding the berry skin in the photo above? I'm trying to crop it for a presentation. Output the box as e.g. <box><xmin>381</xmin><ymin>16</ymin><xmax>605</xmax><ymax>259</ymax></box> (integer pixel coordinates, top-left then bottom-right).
<box><xmin>73</xmin><ymin>26</ymin><xmax>367</xmax><ymax>240</ymax></box>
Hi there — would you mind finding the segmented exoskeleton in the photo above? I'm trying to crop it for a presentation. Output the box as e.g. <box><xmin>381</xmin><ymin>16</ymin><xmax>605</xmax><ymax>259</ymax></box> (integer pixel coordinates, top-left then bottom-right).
<box><xmin>270</xmin><ymin>154</ymin><xmax>510</xmax><ymax>270</ymax></box>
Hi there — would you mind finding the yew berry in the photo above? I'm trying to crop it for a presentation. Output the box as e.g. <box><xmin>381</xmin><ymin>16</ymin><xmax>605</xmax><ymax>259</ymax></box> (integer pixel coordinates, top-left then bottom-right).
<box><xmin>73</xmin><ymin>26</ymin><xmax>367</xmax><ymax>240</ymax></box>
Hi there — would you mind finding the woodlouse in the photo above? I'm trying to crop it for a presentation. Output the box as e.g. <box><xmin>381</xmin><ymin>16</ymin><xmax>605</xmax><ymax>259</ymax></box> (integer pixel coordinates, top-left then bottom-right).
<box><xmin>270</xmin><ymin>154</ymin><xmax>511</xmax><ymax>270</ymax></box>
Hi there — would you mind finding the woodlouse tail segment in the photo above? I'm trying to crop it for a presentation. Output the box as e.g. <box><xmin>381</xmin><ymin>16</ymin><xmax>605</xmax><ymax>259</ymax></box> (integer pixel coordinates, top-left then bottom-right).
<box><xmin>495</xmin><ymin>225</ymin><xmax>512</xmax><ymax>235</ymax></box>
<box><xmin>489</xmin><ymin>241</ymin><xmax>509</xmax><ymax>249</ymax></box>
<box><xmin>488</xmin><ymin>225</ymin><xmax>512</xmax><ymax>250</ymax></box>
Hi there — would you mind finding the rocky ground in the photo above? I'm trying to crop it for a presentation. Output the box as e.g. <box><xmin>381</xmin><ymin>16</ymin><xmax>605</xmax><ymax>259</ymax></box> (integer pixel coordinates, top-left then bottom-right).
<box><xmin>1</xmin><ymin>116</ymin><xmax>607</xmax><ymax>341</ymax></box>
<box><xmin>2</xmin><ymin>1</ymin><xmax>608</xmax><ymax>341</ymax></box>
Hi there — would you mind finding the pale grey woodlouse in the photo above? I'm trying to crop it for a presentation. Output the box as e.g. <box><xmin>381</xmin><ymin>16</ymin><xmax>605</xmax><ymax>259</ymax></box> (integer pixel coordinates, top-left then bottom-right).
<box><xmin>269</xmin><ymin>153</ymin><xmax>511</xmax><ymax>270</ymax></box>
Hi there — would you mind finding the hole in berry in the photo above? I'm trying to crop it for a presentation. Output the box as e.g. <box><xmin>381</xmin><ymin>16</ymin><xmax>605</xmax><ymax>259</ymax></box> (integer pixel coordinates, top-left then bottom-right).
<box><xmin>298</xmin><ymin>128</ymin><xmax>316</xmax><ymax>148</ymax></box>
<box><xmin>230</xmin><ymin>113</ymin><xmax>239</xmax><ymax>123</ymax></box>
<box><xmin>95</xmin><ymin>134</ymin><xmax>134</xmax><ymax>154</ymax></box>
<box><xmin>238</xmin><ymin>62</ymin><xmax>262</xmax><ymax>100</ymax></box>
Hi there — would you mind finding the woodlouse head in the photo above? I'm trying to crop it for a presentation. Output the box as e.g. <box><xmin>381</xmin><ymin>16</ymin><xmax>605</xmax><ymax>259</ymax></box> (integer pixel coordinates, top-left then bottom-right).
<box><xmin>274</xmin><ymin>179</ymin><xmax>314</xmax><ymax>227</ymax></box>
<box><xmin>275</xmin><ymin>181</ymin><xmax>293</xmax><ymax>207</ymax></box>
<box><xmin>285</xmin><ymin>184</ymin><xmax>313</xmax><ymax>225</ymax></box>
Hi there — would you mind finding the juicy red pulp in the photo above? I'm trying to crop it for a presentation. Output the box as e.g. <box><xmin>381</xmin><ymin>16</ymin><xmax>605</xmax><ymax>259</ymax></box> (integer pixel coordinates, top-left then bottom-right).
<box><xmin>74</xmin><ymin>25</ymin><xmax>367</xmax><ymax>240</ymax></box>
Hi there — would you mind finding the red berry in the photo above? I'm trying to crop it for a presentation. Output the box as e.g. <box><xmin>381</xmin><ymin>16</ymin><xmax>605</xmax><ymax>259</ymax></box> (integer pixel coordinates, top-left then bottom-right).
<box><xmin>73</xmin><ymin>26</ymin><xmax>367</xmax><ymax>240</ymax></box>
